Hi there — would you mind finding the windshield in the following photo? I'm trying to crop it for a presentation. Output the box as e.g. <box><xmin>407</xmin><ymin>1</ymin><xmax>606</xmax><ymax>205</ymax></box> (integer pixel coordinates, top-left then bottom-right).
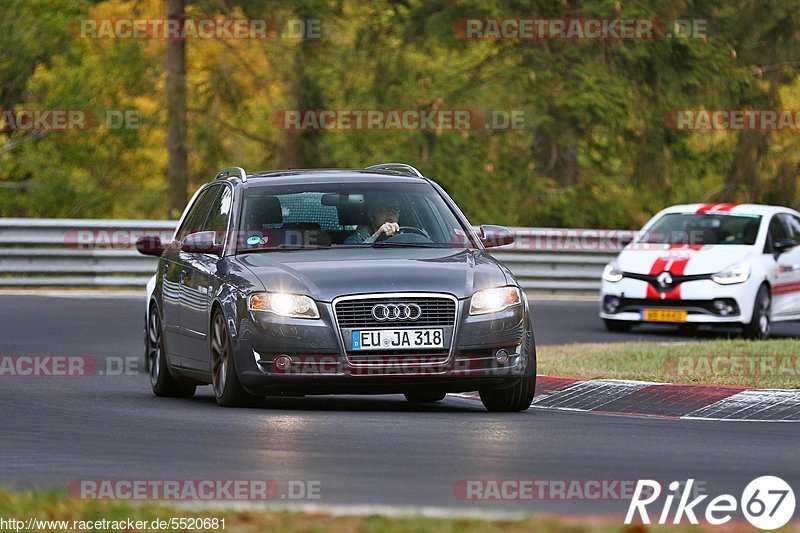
<box><xmin>235</xmin><ymin>182</ymin><xmax>474</xmax><ymax>252</ymax></box>
<box><xmin>638</xmin><ymin>213</ymin><xmax>762</xmax><ymax>245</ymax></box>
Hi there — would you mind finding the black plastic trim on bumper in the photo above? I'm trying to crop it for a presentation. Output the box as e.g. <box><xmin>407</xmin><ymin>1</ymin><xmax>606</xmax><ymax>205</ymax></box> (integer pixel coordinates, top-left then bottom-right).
<box><xmin>603</xmin><ymin>296</ymin><xmax>740</xmax><ymax>317</ymax></box>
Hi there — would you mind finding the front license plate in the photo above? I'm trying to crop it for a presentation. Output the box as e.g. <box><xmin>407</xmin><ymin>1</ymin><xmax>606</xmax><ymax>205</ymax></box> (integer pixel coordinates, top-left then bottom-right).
<box><xmin>642</xmin><ymin>309</ymin><xmax>687</xmax><ymax>323</ymax></box>
<box><xmin>352</xmin><ymin>329</ymin><xmax>444</xmax><ymax>350</ymax></box>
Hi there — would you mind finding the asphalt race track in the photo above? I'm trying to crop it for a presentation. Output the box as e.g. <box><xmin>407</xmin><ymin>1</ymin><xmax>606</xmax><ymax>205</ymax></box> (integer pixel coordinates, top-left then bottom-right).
<box><xmin>1</xmin><ymin>294</ymin><xmax>798</xmax><ymax>518</ymax></box>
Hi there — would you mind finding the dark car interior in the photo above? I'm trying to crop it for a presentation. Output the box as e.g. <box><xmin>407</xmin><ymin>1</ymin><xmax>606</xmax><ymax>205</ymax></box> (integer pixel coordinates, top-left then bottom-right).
<box><xmin>239</xmin><ymin>189</ymin><xmax>458</xmax><ymax>249</ymax></box>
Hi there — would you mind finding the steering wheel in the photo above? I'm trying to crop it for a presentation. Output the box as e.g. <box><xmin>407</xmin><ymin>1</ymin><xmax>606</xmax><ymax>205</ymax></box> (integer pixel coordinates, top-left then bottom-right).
<box><xmin>398</xmin><ymin>226</ymin><xmax>427</xmax><ymax>236</ymax></box>
<box><xmin>381</xmin><ymin>226</ymin><xmax>433</xmax><ymax>244</ymax></box>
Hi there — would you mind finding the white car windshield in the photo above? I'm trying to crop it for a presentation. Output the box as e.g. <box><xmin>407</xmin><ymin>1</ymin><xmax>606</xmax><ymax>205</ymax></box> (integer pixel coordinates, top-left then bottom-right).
<box><xmin>638</xmin><ymin>213</ymin><xmax>762</xmax><ymax>245</ymax></box>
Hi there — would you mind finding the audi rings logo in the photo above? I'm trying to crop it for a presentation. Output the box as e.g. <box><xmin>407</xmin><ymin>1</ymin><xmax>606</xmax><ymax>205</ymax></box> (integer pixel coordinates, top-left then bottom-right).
<box><xmin>371</xmin><ymin>303</ymin><xmax>422</xmax><ymax>321</ymax></box>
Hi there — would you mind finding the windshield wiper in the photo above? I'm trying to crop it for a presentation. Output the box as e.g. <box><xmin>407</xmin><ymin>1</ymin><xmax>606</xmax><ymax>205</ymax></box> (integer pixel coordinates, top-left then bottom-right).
<box><xmin>275</xmin><ymin>244</ymin><xmax>330</xmax><ymax>250</ymax></box>
<box><xmin>370</xmin><ymin>242</ymin><xmax>451</xmax><ymax>248</ymax></box>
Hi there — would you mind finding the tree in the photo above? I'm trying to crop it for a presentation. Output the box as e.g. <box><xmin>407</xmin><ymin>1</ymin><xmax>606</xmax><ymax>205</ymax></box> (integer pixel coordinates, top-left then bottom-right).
<box><xmin>166</xmin><ymin>0</ymin><xmax>189</xmax><ymax>215</ymax></box>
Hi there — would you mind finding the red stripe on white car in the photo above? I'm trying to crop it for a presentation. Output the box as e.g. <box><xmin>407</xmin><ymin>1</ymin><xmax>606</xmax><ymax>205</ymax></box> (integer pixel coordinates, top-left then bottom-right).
<box><xmin>772</xmin><ymin>281</ymin><xmax>800</xmax><ymax>296</ymax></box>
<box><xmin>646</xmin><ymin>244</ymin><xmax>703</xmax><ymax>300</ymax></box>
<box><xmin>695</xmin><ymin>203</ymin><xmax>738</xmax><ymax>214</ymax></box>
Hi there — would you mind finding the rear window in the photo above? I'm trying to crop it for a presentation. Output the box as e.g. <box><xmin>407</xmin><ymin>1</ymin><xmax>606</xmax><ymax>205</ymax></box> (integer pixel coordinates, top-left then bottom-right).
<box><xmin>638</xmin><ymin>213</ymin><xmax>762</xmax><ymax>245</ymax></box>
<box><xmin>272</xmin><ymin>192</ymin><xmax>343</xmax><ymax>229</ymax></box>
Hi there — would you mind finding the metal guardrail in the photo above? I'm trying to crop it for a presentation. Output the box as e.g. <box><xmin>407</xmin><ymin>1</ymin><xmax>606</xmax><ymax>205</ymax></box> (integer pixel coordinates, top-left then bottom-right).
<box><xmin>0</xmin><ymin>219</ymin><xmax>630</xmax><ymax>291</ymax></box>
<box><xmin>0</xmin><ymin>219</ymin><xmax>175</xmax><ymax>287</ymax></box>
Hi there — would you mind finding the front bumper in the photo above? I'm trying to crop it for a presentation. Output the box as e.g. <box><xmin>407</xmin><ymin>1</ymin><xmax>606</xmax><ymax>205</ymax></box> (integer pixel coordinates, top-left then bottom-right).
<box><xmin>599</xmin><ymin>276</ymin><xmax>757</xmax><ymax>324</ymax></box>
<box><xmin>232</xmin><ymin>297</ymin><xmax>533</xmax><ymax>395</ymax></box>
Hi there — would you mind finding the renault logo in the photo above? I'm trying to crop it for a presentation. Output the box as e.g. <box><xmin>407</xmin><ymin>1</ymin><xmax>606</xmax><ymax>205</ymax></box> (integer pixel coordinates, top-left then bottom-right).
<box><xmin>371</xmin><ymin>303</ymin><xmax>422</xmax><ymax>321</ymax></box>
<box><xmin>656</xmin><ymin>271</ymin><xmax>674</xmax><ymax>289</ymax></box>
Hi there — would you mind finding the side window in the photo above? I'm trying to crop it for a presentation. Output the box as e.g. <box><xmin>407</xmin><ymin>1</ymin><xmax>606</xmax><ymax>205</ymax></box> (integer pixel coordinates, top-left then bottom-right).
<box><xmin>781</xmin><ymin>214</ymin><xmax>800</xmax><ymax>242</ymax></box>
<box><xmin>204</xmin><ymin>186</ymin><xmax>233</xmax><ymax>243</ymax></box>
<box><xmin>415</xmin><ymin>195</ymin><xmax>449</xmax><ymax>242</ymax></box>
<box><xmin>177</xmin><ymin>187</ymin><xmax>218</xmax><ymax>241</ymax></box>
<box><xmin>765</xmin><ymin>215</ymin><xmax>792</xmax><ymax>253</ymax></box>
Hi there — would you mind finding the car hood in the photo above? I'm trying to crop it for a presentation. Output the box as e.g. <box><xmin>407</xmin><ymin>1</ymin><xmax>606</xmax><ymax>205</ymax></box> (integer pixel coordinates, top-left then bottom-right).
<box><xmin>616</xmin><ymin>244</ymin><xmax>754</xmax><ymax>275</ymax></box>
<box><xmin>234</xmin><ymin>247</ymin><xmax>510</xmax><ymax>301</ymax></box>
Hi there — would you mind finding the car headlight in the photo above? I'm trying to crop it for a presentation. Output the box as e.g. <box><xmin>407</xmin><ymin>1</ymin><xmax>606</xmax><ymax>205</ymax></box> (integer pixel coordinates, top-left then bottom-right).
<box><xmin>469</xmin><ymin>286</ymin><xmax>522</xmax><ymax>315</ymax></box>
<box><xmin>712</xmin><ymin>265</ymin><xmax>750</xmax><ymax>285</ymax></box>
<box><xmin>248</xmin><ymin>292</ymin><xmax>320</xmax><ymax>319</ymax></box>
<box><xmin>602</xmin><ymin>264</ymin><xmax>624</xmax><ymax>283</ymax></box>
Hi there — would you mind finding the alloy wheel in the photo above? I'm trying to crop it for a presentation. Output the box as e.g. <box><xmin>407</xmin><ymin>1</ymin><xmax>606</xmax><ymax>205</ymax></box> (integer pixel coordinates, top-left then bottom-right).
<box><xmin>147</xmin><ymin>308</ymin><xmax>162</xmax><ymax>388</ymax></box>
<box><xmin>211</xmin><ymin>313</ymin><xmax>229</xmax><ymax>398</ymax></box>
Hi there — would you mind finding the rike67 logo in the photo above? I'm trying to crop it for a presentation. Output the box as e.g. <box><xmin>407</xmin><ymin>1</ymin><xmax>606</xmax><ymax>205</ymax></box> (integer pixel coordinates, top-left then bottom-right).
<box><xmin>626</xmin><ymin>476</ymin><xmax>795</xmax><ymax>530</ymax></box>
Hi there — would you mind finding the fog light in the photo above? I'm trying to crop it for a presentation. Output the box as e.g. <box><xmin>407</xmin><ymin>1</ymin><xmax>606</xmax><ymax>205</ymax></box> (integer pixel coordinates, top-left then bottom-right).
<box><xmin>495</xmin><ymin>349</ymin><xmax>510</xmax><ymax>364</ymax></box>
<box><xmin>713</xmin><ymin>299</ymin><xmax>736</xmax><ymax>316</ymax></box>
<box><xmin>603</xmin><ymin>295</ymin><xmax>621</xmax><ymax>313</ymax></box>
<box><xmin>273</xmin><ymin>355</ymin><xmax>293</xmax><ymax>372</ymax></box>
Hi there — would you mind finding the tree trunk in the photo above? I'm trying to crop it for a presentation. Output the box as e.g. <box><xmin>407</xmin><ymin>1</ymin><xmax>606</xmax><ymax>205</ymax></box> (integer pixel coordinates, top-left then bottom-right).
<box><xmin>767</xmin><ymin>160</ymin><xmax>798</xmax><ymax>207</ymax></box>
<box><xmin>724</xmin><ymin>130</ymin><xmax>771</xmax><ymax>202</ymax></box>
<box><xmin>723</xmin><ymin>80</ymin><xmax>780</xmax><ymax>203</ymax></box>
<box><xmin>533</xmin><ymin>138</ymin><xmax>580</xmax><ymax>186</ymax></box>
<box><xmin>294</xmin><ymin>27</ymin><xmax>322</xmax><ymax>167</ymax></box>
<box><xmin>166</xmin><ymin>0</ymin><xmax>188</xmax><ymax>215</ymax></box>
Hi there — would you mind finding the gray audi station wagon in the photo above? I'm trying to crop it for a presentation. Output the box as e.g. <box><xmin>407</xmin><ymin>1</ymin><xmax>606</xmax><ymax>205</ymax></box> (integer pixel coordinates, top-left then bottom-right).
<box><xmin>137</xmin><ymin>163</ymin><xmax>536</xmax><ymax>411</ymax></box>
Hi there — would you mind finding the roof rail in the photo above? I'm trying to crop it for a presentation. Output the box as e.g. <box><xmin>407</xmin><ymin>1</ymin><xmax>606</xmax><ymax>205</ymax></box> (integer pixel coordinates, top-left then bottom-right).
<box><xmin>215</xmin><ymin>166</ymin><xmax>247</xmax><ymax>182</ymax></box>
<box><xmin>365</xmin><ymin>163</ymin><xmax>424</xmax><ymax>178</ymax></box>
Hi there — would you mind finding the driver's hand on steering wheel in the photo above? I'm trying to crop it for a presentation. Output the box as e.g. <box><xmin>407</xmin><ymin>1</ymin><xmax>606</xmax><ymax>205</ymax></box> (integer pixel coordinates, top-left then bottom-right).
<box><xmin>377</xmin><ymin>222</ymin><xmax>400</xmax><ymax>237</ymax></box>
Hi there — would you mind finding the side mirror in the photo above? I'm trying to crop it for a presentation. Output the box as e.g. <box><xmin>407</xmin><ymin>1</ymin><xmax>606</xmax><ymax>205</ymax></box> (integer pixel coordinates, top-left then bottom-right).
<box><xmin>774</xmin><ymin>238</ymin><xmax>797</xmax><ymax>256</ymax></box>
<box><xmin>182</xmin><ymin>231</ymin><xmax>222</xmax><ymax>255</ymax></box>
<box><xmin>135</xmin><ymin>235</ymin><xmax>165</xmax><ymax>257</ymax></box>
<box><xmin>618</xmin><ymin>233</ymin><xmax>635</xmax><ymax>247</ymax></box>
<box><xmin>480</xmin><ymin>225</ymin><xmax>515</xmax><ymax>248</ymax></box>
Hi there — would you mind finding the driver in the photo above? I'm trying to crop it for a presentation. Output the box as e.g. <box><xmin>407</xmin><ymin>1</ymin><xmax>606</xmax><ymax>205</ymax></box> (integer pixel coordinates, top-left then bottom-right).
<box><xmin>344</xmin><ymin>193</ymin><xmax>401</xmax><ymax>244</ymax></box>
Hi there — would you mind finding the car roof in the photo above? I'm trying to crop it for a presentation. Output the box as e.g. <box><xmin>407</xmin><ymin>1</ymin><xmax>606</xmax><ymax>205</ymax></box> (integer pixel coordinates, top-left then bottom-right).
<box><xmin>240</xmin><ymin>169</ymin><xmax>430</xmax><ymax>187</ymax></box>
<box><xmin>657</xmin><ymin>203</ymin><xmax>799</xmax><ymax>217</ymax></box>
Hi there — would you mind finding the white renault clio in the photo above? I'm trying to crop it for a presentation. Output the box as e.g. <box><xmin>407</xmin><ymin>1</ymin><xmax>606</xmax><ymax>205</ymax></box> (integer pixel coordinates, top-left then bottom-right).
<box><xmin>600</xmin><ymin>203</ymin><xmax>800</xmax><ymax>338</ymax></box>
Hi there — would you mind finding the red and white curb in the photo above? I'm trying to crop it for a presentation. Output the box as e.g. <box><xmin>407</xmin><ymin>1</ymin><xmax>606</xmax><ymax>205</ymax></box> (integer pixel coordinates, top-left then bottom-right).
<box><xmin>457</xmin><ymin>376</ymin><xmax>800</xmax><ymax>421</ymax></box>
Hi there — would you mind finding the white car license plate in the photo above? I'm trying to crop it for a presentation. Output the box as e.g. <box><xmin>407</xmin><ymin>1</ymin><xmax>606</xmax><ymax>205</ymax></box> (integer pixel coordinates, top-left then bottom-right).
<box><xmin>352</xmin><ymin>329</ymin><xmax>444</xmax><ymax>350</ymax></box>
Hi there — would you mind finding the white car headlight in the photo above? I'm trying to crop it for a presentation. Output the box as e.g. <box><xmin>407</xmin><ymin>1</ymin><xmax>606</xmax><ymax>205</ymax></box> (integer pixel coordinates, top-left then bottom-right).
<box><xmin>602</xmin><ymin>264</ymin><xmax>623</xmax><ymax>283</ymax></box>
<box><xmin>248</xmin><ymin>292</ymin><xmax>320</xmax><ymax>319</ymax></box>
<box><xmin>469</xmin><ymin>286</ymin><xmax>522</xmax><ymax>315</ymax></box>
<box><xmin>712</xmin><ymin>265</ymin><xmax>750</xmax><ymax>285</ymax></box>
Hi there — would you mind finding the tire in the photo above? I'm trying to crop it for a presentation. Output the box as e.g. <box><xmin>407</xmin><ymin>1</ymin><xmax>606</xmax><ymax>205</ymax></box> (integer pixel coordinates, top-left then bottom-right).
<box><xmin>147</xmin><ymin>304</ymin><xmax>196</xmax><ymax>398</ymax></box>
<box><xmin>479</xmin><ymin>329</ymin><xmax>537</xmax><ymax>412</ymax></box>
<box><xmin>210</xmin><ymin>309</ymin><xmax>261</xmax><ymax>407</ymax></box>
<box><xmin>604</xmin><ymin>319</ymin><xmax>633</xmax><ymax>332</ymax></box>
<box><xmin>742</xmin><ymin>285</ymin><xmax>771</xmax><ymax>340</ymax></box>
<box><xmin>480</xmin><ymin>374</ymin><xmax>536</xmax><ymax>412</ymax></box>
<box><xmin>404</xmin><ymin>391</ymin><xmax>446</xmax><ymax>403</ymax></box>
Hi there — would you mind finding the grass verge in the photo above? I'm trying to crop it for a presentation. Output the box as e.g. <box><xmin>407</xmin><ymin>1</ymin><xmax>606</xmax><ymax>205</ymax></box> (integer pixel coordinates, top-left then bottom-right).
<box><xmin>539</xmin><ymin>339</ymin><xmax>799</xmax><ymax>388</ymax></box>
<box><xmin>1</xmin><ymin>491</ymin><xmax>795</xmax><ymax>532</ymax></box>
